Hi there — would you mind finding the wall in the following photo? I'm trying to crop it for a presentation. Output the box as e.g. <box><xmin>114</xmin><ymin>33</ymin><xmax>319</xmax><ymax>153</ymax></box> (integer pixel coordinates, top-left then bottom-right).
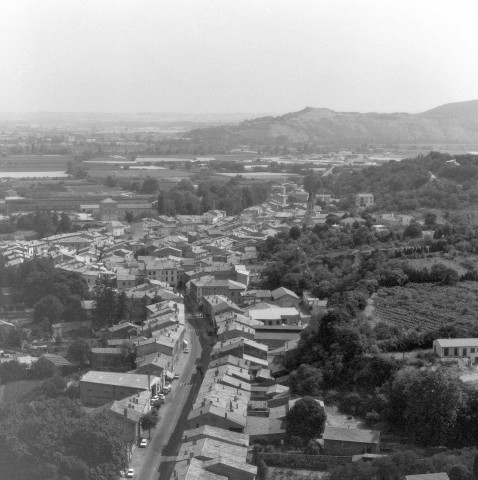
<box><xmin>324</xmin><ymin>439</ymin><xmax>379</xmax><ymax>456</ymax></box>
<box><xmin>80</xmin><ymin>381</ymin><xmax>147</xmax><ymax>406</ymax></box>
<box><xmin>259</xmin><ymin>452</ymin><xmax>352</xmax><ymax>470</ymax></box>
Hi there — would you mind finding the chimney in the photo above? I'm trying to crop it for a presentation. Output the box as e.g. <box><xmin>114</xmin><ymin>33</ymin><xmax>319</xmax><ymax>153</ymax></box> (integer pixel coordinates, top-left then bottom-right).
<box><xmin>225</xmin><ymin>412</ymin><xmax>227</xmax><ymax>419</ymax></box>
<box><xmin>123</xmin><ymin>408</ymin><xmax>128</xmax><ymax>417</ymax></box>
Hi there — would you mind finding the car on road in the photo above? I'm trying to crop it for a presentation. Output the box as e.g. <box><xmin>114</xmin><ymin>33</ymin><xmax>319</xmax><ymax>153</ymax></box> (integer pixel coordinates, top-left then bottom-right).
<box><xmin>184</xmin><ymin>347</ymin><xmax>190</xmax><ymax>353</ymax></box>
<box><xmin>162</xmin><ymin>384</ymin><xmax>171</xmax><ymax>394</ymax></box>
<box><xmin>126</xmin><ymin>468</ymin><xmax>134</xmax><ymax>478</ymax></box>
<box><xmin>174</xmin><ymin>372</ymin><xmax>180</xmax><ymax>379</ymax></box>
<box><xmin>151</xmin><ymin>394</ymin><xmax>165</xmax><ymax>404</ymax></box>
<box><xmin>139</xmin><ymin>438</ymin><xmax>148</xmax><ymax>448</ymax></box>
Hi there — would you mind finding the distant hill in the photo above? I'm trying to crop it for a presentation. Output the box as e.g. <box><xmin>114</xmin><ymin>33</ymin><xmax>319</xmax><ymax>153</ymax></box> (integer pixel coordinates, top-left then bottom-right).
<box><xmin>186</xmin><ymin>100</ymin><xmax>478</xmax><ymax>146</ymax></box>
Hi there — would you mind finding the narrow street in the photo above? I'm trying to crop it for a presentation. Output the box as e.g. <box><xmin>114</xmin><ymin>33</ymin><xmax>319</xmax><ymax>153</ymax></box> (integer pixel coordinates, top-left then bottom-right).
<box><xmin>131</xmin><ymin>312</ymin><xmax>211</xmax><ymax>480</ymax></box>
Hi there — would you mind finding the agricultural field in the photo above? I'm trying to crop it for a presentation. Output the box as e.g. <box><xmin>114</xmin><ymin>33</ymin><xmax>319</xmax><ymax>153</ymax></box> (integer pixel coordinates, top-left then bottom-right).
<box><xmin>0</xmin><ymin>154</ymin><xmax>72</xmax><ymax>171</ymax></box>
<box><xmin>87</xmin><ymin>167</ymin><xmax>193</xmax><ymax>179</ymax></box>
<box><xmin>372</xmin><ymin>281</ymin><xmax>478</xmax><ymax>331</ymax></box>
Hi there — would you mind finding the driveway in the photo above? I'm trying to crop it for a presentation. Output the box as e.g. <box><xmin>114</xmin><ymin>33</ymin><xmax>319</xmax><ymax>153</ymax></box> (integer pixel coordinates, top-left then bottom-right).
<box><xmin>131</xmin><ymin>312</ymin><xmax>212</xmax><ymax>480</ymax></box>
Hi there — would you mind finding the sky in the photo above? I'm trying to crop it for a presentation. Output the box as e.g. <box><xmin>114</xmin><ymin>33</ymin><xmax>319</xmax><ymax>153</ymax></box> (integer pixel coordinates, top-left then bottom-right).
<box><xmin>1</xmin><ymin>0</ymin><xmax>478</xmax><ymax>114</ymax></box>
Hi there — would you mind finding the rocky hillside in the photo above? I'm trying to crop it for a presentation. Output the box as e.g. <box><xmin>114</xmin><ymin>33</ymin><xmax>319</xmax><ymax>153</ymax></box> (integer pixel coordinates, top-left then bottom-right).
<box><xmin>186</xmin><ymin>100</ymin><xmax>478</xmax><ymax>146</ymax></box>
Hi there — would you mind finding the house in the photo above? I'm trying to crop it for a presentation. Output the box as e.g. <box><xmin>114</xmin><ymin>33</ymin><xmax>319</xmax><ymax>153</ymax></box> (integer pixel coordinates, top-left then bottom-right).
<box><xmin>322</xmin><ymin>426</ymin><xmax>381</xmax><ymax>455</ymax></box>
<box><xmin>183</xmin><ymin>425</ymin><xmax>250</xmax><ymax>447</ymax></box>
<box><xmin>433</xmin><ymin>338</ymin><xmax>478</xmax><ymax>363</ymax></box>
<box><xmin>106</xmin><ymin>221</ymin><xmax>126</xmax><ymax>237</ymax></box>
<box><xmin>40</xmin><ymin>353</ymin><xmax>74</xmax><ymax>374</ymax></box>
<box><xmin>79</xmin><ymin>370</ymin><xmax>160</xmax><ymax>406</ymax></box>
<box><xmin>105</xmin><ymin>322</ymin><xmax>140</xmax><ymax>340</ymax></box>
<box><xmin>173</xmin><ymin>457</ymin><xmax>256</xmax><ymax>480</ymax></box>
<box><xmin>270</xmin><ymin>287</ymin><xmax>300</xmax><ymax>308</ymax></box>
<box><xmin>187</xmin><ymin>403</ymin><xmax>247</xmax><ymax>433</ymax></box>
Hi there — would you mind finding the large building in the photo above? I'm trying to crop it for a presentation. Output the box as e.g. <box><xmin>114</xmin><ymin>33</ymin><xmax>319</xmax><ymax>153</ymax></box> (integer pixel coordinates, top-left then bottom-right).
<box><xmin>355</xmin><ymin>193</ymin><xmax>374</xmax><ymax>208</ymax></box>
<box><xmin>433</xmin><ymin>338</ymin><xmax>478</xmax><ymax>363</ymax></box>
<box><xmin>79</xmin><ymin>370</ymin><xmax>160</xmax><ymax>406</ymax></box>
<box><xmin>99</xmin><ymin>198</ymin><xmax>120</xmax><ymax>221</ymax></box>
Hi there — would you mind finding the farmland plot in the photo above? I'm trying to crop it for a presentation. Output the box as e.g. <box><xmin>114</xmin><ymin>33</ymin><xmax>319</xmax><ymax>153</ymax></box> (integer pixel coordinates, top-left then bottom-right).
<box><xmin>373</xmin><ymin>282</ymin><xmax>478</xmax><ymax>331</ymax></box>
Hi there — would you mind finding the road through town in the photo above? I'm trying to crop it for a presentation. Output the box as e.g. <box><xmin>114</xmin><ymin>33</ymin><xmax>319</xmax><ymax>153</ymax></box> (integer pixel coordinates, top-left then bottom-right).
<box><xmin>132</xmin><ymin>313</ymin><xmax>211</xmax><ymax>480</ymax></box>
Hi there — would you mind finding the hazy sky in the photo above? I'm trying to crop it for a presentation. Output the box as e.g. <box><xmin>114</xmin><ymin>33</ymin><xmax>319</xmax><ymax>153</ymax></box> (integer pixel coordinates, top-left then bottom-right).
<box><xmin>1</xmin><ymin>0</ymin><xmax>478</xmax><ymax>114</ymax></box>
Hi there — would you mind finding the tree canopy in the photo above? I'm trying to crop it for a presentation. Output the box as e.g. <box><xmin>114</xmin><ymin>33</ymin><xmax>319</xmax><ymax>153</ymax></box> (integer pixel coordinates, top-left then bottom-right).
<box><xmin>286</xmin><ymin>396</ymin><xmax>326</xmax><ymax>442</ymax></box>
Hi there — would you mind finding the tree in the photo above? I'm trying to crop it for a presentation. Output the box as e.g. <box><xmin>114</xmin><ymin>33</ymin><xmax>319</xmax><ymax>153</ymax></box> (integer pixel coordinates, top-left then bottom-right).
<box><xmin>92</xmin><ymin>279</ymin><xmax>117</xmax><ymax>329</ymax></box>
<box><xmin>59</xmin><ymin>212</ymin><xmax>71</xmax><ymax>233</ymax></box>
<box><xmin>196</xmin><ymin>363</ymin><xmax>205</xmax><ymax>378</ymax></box>
<box><xmin>67</xmin><ymin>338</ymin><xmax>91</xmax><ymax>367</ymax></box>
<box><xmin>120</xmin><ymin>341</ymin><xmax>136</xmax><ymax>370</ymax></box>
<box><xmin>389</xmin><ymin>368</ymin><xmax>465</xmax><ymax>446</ymax></box>
<box><xmin>29</xmin><ymin>356</ymin><xmax>58</xmax><ymax>379</ymax></box>
<box><xmin>140</xmin><ymin>178</ymin><xmax>159</xmax><ymax>194</ymax></box>
<box><xmin>289</xmin><ymin>364</ymin><xmax>323</xmax><ymax>397</ymax></box>
<box><xmin>33</xmin><ymin>294</ymin><xmax>64</xmax><ymax>326</ymax></box>
<box><xmin>403</xmin><ymin>222</ymin><xmax>422</xmax><ymax>239</ymax></box>
<box><xmin>289</xmin><ymin>226</ymin><xmax>301</xmax><ymax>240</ymax></box>
<box><xmin>140</xmin><ymin>411</ymin><xmax>158</xmax><ymax>438</ymax></box>
<box><xmin>115</xmin><ymin>291</ymin><xmax>127</xmax><ymax>322</ymax></box>
<box><xmin>424</xmin><ymin>212</ymin><xmax>437</xmax><ymax>227</ymax></box>
<box><xmin>286</xmin><ymin>396</ymin><xmax>326</xmax><ymax>442</ymax></box>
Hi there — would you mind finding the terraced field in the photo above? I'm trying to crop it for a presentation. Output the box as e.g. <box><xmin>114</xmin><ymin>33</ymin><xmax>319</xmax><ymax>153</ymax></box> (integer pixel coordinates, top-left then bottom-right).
<box><xmin>373</xmin><ymin>282</ymin><xmax>478</xmax><ymax>331</ymax></box>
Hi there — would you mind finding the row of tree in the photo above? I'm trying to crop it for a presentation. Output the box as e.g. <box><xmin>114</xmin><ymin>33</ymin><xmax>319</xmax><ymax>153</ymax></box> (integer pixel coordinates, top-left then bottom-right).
<box><xmin>157</xmin><ymin>177</ymin><xmax>271</xmax><ymax>216</ymax></box>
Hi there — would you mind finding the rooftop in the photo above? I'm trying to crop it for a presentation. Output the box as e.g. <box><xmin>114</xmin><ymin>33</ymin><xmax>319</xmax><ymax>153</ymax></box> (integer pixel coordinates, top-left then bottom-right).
<box><xmin>80</xmin><ymin>370</ymin><xmax>158</xmax><ymax>389</ymax></box>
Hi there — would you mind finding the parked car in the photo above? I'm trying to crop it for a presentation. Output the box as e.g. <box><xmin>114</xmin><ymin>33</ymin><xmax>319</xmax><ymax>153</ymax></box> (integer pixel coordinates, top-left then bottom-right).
<box><xmin>184</xmin><ymin>347</ymin><xmax>190</xmax><ymax>353</ymax></box>
<box><xmin>126</xmin><ymin>468</ymin><xmax>134</xmax><ymax>478</ymax></box>
<box><xmin>157</xmin><ymin>393</ymin><xmax>166</xmax><ymax>403</ymax></box>
<box><xmin>150</xmin><ymin>395</ymin><xmax>159</xmax><ymax>405</ymax></box>
<box><xmin>139</xmin><ymin>439</ymin><xmax>148</xmax><ymax>448</ymax></box>
<box><xmin>162</xmin><ymin>384</ymin><xmax>171</xmax><ymax>394</ymax></box>
<box><xmin>174</xmin><ymin>373</ymin><xmax>180</xmax><ymax>379</ymax></box>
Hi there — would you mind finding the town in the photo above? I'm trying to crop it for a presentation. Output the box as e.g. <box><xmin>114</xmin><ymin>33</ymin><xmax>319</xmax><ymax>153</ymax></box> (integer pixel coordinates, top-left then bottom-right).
<box><xmin>3</xmin><ymin>143</ymin><xmax>478</xmax><ymax>480</ymax></box>
<box><xmin>2</xmin><ymin>2</ymin><xmax>478</xmax><ymax>479</ymax></box>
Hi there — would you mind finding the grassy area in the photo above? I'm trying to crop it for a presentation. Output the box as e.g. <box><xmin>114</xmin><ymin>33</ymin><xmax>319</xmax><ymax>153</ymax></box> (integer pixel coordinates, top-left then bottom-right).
<box><xmin>0</xmin><ymin>380</ymin><xmax>43</xmax><ymax>404</ymax></box>
<box><xmin>372</xmin><ymin>281</ymin><xmax>478</xmax><ymax>331</ymax></box>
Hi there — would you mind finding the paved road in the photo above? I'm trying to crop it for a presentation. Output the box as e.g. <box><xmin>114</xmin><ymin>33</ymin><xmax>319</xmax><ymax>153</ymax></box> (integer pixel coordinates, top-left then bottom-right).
<box><xmin>132</xmin><ymin>313</ymin><xmax>211</xmax><ymax>480</ymax></box>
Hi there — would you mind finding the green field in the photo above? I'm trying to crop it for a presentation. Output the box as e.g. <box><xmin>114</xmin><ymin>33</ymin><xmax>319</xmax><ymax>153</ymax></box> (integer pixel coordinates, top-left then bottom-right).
<box><xmin>372</xmin><ymin>281</ymin><xmax>478</xmax><ymax>331</ymax></box>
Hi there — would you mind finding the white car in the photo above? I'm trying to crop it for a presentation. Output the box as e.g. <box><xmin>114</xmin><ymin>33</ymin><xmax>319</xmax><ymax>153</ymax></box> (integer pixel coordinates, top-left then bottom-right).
<box><xmin>140</xmin><ymin>438</ymin><xmax>148</xmax><ymax>448</ymax></box>
<box><xmin>126</xmin><ymin>468</ymin><xmax>134</xmax><ymax>478</ymax></box>
<box><xmin>184</xmin><ymin>347</ymin><xmax>190</xmax><ymax>353</ymax></box>
<box><xmin>150</xmin><ymin>395</ymin><xmax>159</xmax><ymax>405</ymax></box>
<box><xmin>162</xmin><ymin>384</ymin><xmax>171</xmax><ymax>394</ymax></box>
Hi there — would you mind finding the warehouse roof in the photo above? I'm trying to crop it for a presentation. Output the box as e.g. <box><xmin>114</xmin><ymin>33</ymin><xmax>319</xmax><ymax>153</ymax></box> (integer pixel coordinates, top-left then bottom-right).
<box><xmin>80</xmin><ymin>370</ymin><xmax>158</xmax><ymax>389</ymax></box>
